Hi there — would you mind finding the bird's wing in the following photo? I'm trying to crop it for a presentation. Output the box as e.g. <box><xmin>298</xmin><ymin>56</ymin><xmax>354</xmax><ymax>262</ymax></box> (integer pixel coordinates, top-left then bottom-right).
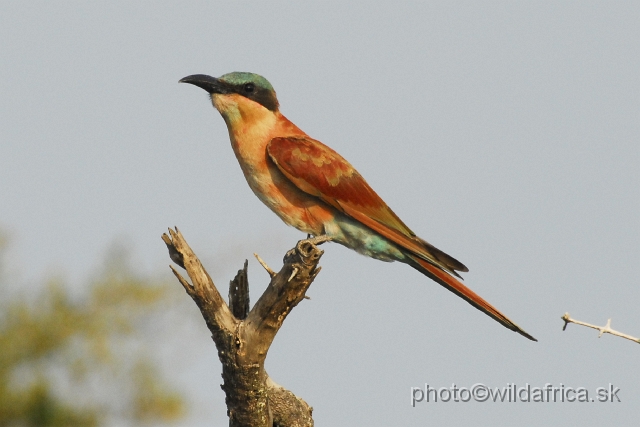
<box><xmin>267</xmin><ymin>136</ymin><xmax>467</xmax><ymax>275</ymax></box>
<box><xmin>268</xmin><ymin>136</ymin><xmax>537</xmax><ymax>341</ymax></box>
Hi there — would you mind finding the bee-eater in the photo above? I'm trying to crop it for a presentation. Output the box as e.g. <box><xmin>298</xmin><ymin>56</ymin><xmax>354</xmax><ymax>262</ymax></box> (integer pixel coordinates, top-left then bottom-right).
<box><xmin>180</xmin><ymin>71</ymin><xmax>536</xmax><ymax>341</ymax></box>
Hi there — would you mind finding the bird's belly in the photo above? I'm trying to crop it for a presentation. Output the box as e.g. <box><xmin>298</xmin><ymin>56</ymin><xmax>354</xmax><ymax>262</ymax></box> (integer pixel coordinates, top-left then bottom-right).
<box><xmin>241</xmin><ymin>161</ymin><xmax>330</xmax><ymax>236</ymax></box>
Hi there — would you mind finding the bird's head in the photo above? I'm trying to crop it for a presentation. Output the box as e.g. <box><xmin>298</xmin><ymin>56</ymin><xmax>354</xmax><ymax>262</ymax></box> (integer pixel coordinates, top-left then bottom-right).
<box><xmin>180</xmin><ymin>72</ymin><xmax>279</xmax><ymax>127</ymax></box>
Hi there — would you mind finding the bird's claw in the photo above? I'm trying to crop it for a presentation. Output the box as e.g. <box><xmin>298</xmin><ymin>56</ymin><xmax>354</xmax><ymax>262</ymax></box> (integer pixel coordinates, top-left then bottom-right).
<box><xmin>305</xmin><ymin>235</ymin><xmax>332</xmax><ymax>246</ymax></box>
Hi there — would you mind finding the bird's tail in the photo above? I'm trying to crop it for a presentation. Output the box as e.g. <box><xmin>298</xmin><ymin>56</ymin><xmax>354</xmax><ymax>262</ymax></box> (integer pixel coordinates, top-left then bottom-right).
<box><xmin>408</xmin><ymin>255</ymin><xmax>536</xmax><ymax>341</ymax></box>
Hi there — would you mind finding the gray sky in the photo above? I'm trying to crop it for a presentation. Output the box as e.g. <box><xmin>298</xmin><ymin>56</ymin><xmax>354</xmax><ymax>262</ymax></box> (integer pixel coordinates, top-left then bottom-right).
<box><xmin>1</xmin><ymin>2</ymin><xmax>639</xmax><ymax>425</ymax></box>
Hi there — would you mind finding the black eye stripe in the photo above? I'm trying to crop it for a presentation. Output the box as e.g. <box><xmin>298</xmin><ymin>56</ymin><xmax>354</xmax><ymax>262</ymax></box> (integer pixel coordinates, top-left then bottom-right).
<box><xmin>232</xmin><ymin>81</ymin><xmax>279</xmax><ymax>111</ymax></box>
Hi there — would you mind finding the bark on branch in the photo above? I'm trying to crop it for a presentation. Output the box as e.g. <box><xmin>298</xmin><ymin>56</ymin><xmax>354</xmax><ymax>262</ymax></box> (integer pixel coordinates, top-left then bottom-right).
<box><xmin>162</xmin><ymin>227</ymin><xmax>324</xmax><ymax>427</ymax></box>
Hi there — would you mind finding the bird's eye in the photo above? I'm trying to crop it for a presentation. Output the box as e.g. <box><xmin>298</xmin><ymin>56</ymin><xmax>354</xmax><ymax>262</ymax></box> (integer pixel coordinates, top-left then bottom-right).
<box><xmin>244</xmin><ymin>83</ymin><xmax>255</xmax><ymax>93</ymax></box>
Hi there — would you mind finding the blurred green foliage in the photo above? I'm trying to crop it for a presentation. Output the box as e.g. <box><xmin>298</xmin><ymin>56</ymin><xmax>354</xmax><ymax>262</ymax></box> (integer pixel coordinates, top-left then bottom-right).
<box><xmin>0</xmin><ymin>235</ymin><xmax>186</xmax><ymax>426</ymax></box>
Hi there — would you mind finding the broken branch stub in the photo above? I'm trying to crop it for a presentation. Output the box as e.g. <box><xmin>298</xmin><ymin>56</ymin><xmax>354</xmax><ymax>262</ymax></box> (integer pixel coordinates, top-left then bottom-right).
<box><xmin>229</xmin><ymin>260</ymin><xmax>250</xmax><ymax>320</ymax></box>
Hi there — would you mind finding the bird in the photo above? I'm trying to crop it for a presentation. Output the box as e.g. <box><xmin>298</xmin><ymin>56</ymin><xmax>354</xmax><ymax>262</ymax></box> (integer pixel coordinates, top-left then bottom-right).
<box><xmin>179</xmin><ymin>71</ymin><xmax>536</xmax><ymax>341</ymax></box>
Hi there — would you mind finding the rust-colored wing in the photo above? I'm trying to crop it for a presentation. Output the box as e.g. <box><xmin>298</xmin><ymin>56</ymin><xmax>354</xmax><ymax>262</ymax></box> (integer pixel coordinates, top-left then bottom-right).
<box><xmin>267</xmin><ymin>136</ymin><xmax>536</xmax><ymax>341</ymax></box>
<box><xmin>266</xmin><ymin>136</ymin><xmax>467</xmax><ymax>275</ymax></box>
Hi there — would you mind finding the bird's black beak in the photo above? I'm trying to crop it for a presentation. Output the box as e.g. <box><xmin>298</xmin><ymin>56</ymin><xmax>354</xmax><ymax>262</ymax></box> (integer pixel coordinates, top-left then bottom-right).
<box><xmin>179</xmin><ymin>74</ymin><xmax>231</xmax><ymax>94</ymax></box>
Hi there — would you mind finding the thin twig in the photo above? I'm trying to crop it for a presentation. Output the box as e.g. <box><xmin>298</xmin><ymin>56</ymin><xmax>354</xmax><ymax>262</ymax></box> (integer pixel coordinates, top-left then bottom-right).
<box><xmin>561</xmin><ymin>312</ymin><xmax>640</xmax><ymax>344</ymax></box>
<box><xmin>254</xmin><ymin>253</ymin><xmax>276</xmax><ymax>278</ymax></box>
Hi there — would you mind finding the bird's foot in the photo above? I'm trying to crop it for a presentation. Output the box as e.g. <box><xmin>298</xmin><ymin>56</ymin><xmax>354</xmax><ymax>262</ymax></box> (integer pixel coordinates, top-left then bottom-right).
<box><xmin>305</xmin><ymin>234</ymin><xmax>332</xmax><ymax>246</ymax></box>
<box><xmin>283</xmin><ymin>235</ymin><xmax>332</xmax><ymax>265</ymax></box>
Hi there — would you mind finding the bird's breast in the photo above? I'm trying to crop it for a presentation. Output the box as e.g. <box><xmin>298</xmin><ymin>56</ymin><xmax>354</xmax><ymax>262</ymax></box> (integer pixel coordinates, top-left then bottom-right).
<box><xmin>226</xmin><ymin>114</ymin><xmax>332</xmax><ymax>235</ymax></box>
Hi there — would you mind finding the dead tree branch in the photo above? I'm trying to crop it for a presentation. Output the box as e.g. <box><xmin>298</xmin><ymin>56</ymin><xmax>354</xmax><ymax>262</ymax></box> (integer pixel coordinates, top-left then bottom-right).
<box><xmin>162</xmin><ymin>227</ymin><xmax>323</xmax><ymax>427</ymax></box>
<box><xmin>561</xmin><ymin>312</ymin><xmax>640</xmax><ymax>344</ymax></box>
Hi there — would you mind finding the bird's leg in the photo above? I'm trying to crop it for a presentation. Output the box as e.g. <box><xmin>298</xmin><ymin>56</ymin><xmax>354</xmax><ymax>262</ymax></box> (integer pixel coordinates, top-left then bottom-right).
<box><xmin>283</xmin><ymin>235</ymin><xmax>332</xmax><ymax>266</ymax></box>
<box><xmin>306</xmin><ymin>234</ymin><xmax>332</xmax><ymax>246</ymax></box>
